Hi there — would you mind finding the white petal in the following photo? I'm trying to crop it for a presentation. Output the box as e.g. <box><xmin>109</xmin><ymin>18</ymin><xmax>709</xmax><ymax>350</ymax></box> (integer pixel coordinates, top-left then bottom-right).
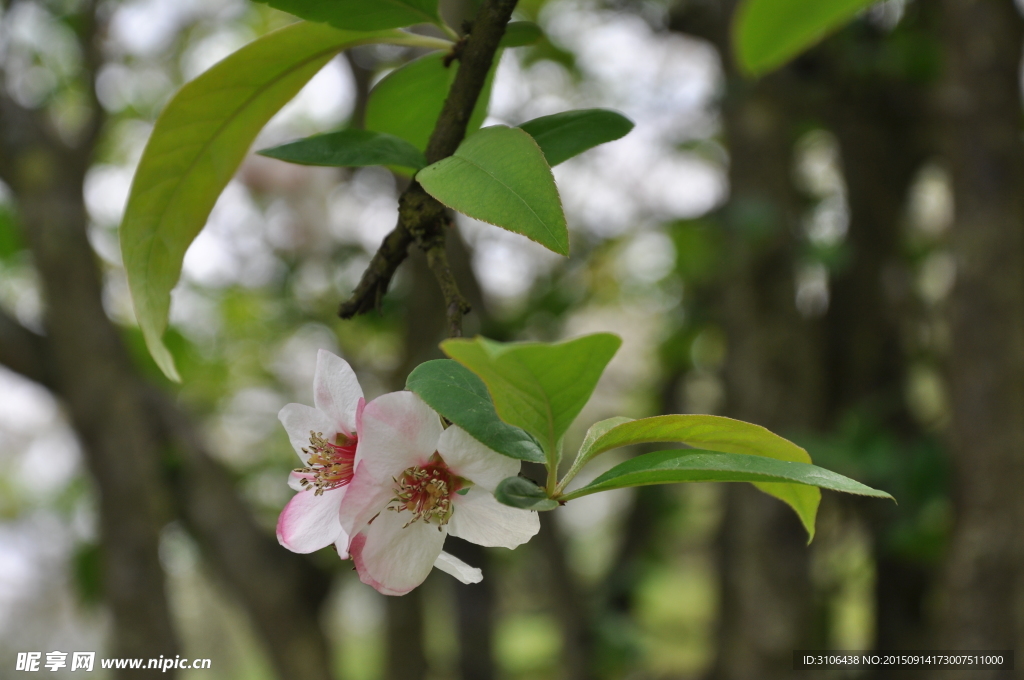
<box><xmin>313</xmin><ymin>350</ymin><xmax>363</xmax><ymax>437</ymax></box>
<box><xmin>287</xmin><ymin>470</ymin><xmax>312</xmax><ymax>491</ymax></box>
<box><xmin>334</xmin><ymin>535</ymin><xmax>350</xmax><ymax>560</ymax></box>
<box><xmin>437</xmin><ymin>426</ymin><xmax>520</xmax><ymax>492</ymax></box>
<box><xmin>448</xmin><ymin>488</ymin><xmax>540</xmax><ymax>549</ymax></box>
<box><xmin>338</xmin><ymin>461</ymin><xmax>394</xmax><ymax>537</ymax></box>
<box><xmin>276</xmin><ymin>487</ymin><xmax>348</xmax><ymax>554</ymax></box>
<box><xmin>355</xmin><ymin>391</ymin><xmax>443</xmax><ymax>482</ymax></box>
<box><xmin>279</xmin><ymin>403</ymin><xmax>337</xmax><ymax>464</ymax></box>
<box><xmin>350</xmin><ymin>507</ymin><xmax>446</xmax><ymax>596</ymax></box>
<box><xmin>433</xmin><ymin>551</ymin><xmax>483</xmax><ymax>584</ymax></box>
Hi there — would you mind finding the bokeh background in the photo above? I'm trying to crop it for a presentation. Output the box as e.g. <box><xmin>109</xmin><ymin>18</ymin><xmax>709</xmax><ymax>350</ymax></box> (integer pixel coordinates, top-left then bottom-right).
<box><xmin>1</xmin><ymin>0</ymin><xmax>1020</xmax><ymax>678</ymax></box>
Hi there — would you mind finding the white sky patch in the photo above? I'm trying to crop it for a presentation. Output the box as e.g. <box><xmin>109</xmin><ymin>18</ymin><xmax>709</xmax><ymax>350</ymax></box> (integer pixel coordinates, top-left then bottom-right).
<box><xmin>181</xmin><ymin>181</ymin><xmax>281</xmax><ymax>288</ymax></box>
<box><xmin>180</xmin><ymin>26</ymin><xmax>256</xmax><ymax>81</ymax></box>
<box><xmin>84</xmin><ymin>164</ymin><xmax>134</xmax><ymax>227</ymax></box>
<box><xmin>17</xmin><ymin>429</ymin><xmax>81</xmax><ymax>497</ymax></box>
<box><xmin>620</xmin><ymin>230</ymin><xmax>676</xmax><ymax>285</ymax></box>
<box><xmin>458</xmin><ymin>215</ymin><xmax>564</xmax><ymax>307</ymax></box>
<box><xmin>263</xmin><ymin>57</ymin><xmax>357</xmax><ymax>138</ymax></box>
<box><xmin>0</xmin><ymin>368</ymin><xmax>59</xmax><ymax>435</ymax></box>
<box><xmin>110</xmin><ymin>0</ymin><xmax>246</xmax><ymax>59</ymax></box>
<box><xmin>328</xmin><ymin>167</ymin><xmax>400</xmax><ymax>251</ymax></box>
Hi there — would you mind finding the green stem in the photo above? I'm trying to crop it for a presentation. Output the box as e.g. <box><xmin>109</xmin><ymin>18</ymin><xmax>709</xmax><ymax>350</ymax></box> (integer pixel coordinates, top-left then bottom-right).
<box><xmin>394</xmin><ymin>33</ymin><xmax>455</xmax><ymax>51</ymax></box>
<box><xmin>441</xmin><ymin>23</ymin><xmax>460</xmax><ymax>41</ymax></box>
<box><xmin>552</xmin><ymin>457</ymin><xmax>584</xmax><ymax>497</ymax></box>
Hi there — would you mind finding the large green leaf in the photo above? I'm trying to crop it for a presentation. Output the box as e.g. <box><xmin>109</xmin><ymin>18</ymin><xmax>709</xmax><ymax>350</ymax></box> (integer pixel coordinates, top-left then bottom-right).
<box><xmin>417</xmin><ymin>126</ymin><xmax>569</xmax><ymax>255</ymax></box>
<box><xmin>560</xmin><ymin>449</ymin><xmax>894</xmax><ymax>505</ymax></box>
<box><xmin>258</xmin><ymin>129</ymin><xmax>426</xmax><ymax>170</ymax></box>
<box><xmin>519</xmin><ymin>109</ymin><xmax>634</xmax><ymax>167</ymax></box>
<box><xmin>576</xmin><ymin>414</ymin><xmax>821</xmax><ymax>538</ymax></box>
<box><xmin>119</xmin><ymin>23</ymin><xmax>446</xmax><ymax>381</ymax></box>
<box><xmin>441</xmin><ymin>334</ymin><xmax>621</xmax><ymax>466</ymax></box>
<box><xmin>494</xmin><ymin>476</ymin><xmax>559</xmax><ymax>511</ymax></box>
<box><xmin>255</xmin><ymin>0</ymin><xmax>442</xmax><ymax>31</ymax></box>
<box><xmin>406</xmin><ymin>359</ymin><xmax>545</xmax><ymax>463</ymax></box>
<box><xmin>365</xmin><ymin>51</ymin><xmax>495</xmax><ymax>153</ymax></box>
<box><xmin>734</xmin><ymin>0</ymin><xmax>880</xmax><ymax>75</ymax></box>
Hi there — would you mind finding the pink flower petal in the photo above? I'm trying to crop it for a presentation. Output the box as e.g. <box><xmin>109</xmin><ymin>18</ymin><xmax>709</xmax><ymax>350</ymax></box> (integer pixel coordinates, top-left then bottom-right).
<box><xmin>437</xmin><ymin>426</ymin><xmax>520</xmax><ymax>492</ymax></box>
<box><xmin>350</xmin><ymin>508</ymin><xmax>446</xmax><ymax>596</ymax></box>
<box><xmin>355</xmin><ymin>392</ymin><xmax>443</xmax><ymax>482</ymax></box>
<box><xmin>277</xmin><ymin>487</ymin><xmax>348</xmax><ymax>554</ymax></box>
<box><xmin>313</xmin><ymin>350</ymin><xmax>364</xmax><ymax>437</ymax></box>
<box><xmin>279</xmin><ymin>403</ymin><xmax>338</xmax><ymax>464</ymax></box>
<box><xmin>338</xmin><ymin>461</ymin><xmax>395</xmax><ymax>538</ymax></box>
<box><xmin>448</xmin><ymin>488</ymin><xmax>540</xmax><ymax>549</ymax></box>
<box><xmin>434</xmin><ymin>551</ymin><xmax>483</xmax><ymax>584</ymax></box>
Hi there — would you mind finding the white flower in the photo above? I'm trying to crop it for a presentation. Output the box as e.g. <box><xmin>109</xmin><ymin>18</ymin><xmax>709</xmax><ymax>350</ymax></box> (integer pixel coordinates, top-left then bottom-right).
<box><xmin>339</xmin><ymin>391</ymin><xmax>540</xmax><ymax>595</ymax></box>
<box><xmin>276</xmin><ymin>349</ymin><xmax>364</xmax><ymax>557</ymax></box>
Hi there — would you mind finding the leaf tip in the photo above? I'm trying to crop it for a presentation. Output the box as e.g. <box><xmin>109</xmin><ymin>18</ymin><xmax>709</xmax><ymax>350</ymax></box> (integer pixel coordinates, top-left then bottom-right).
<box><xmin>141</xmin><ymin>324</ymin><xmax>181</xmax><ymax>382</ymax></box>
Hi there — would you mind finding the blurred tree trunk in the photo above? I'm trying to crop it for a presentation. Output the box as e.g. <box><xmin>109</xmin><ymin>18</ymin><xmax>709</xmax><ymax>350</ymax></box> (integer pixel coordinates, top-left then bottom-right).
<box><xmin>0</xmin><ymin>63</ymin><xmax>181</xmax><ymax>680</ymax></box>
<box><xmin>933</xmin><ymin>0</ymin><xmax>1024</xmax><ymax>673</ymax></box>
<box><xmin>711</xmin><ymin>72</ymin><xmax>823</xmax><ymax>680</ymax></box>
<box><xmin>670</xmin><ymin>4</ymin><xmax>822</xmax><ymax>678</ymax></box>
<box><xmin>537</xmin><ymin>511</ymin><xmax>597</xmax><ymax>680</ymax></box>
<box><xmin>0</xmin><ymin>4</ymin><xmax>339</xmax><ymax>679</ymax></box>
<box><xmin>816</xmin><ymin>12</ymin><xmax>936</xmax><ymax>657</ymax></box>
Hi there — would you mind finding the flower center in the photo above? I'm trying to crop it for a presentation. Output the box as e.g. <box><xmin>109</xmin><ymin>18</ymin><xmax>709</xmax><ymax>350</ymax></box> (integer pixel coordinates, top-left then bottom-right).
<box><xmin>388</xmin><ymin>455</ymin><xmax>463</xmax><ymax>529</ymax></box>
<box><xmin>295</xmin><ymin>431</ymin><xmax>357</xmax><ymax>496</ymax></box>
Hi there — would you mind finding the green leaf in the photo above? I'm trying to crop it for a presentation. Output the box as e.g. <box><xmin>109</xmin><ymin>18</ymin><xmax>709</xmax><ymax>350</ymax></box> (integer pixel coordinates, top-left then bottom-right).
<box><xmin>120</xmin><ymin>22</ymin><xmax>443</xmax><ymax>381</ymax></box>
<box><xmin>365</xmin><ymin>51</ymin><xmax>495</xmax><ymax>152</ymax></box>
<box><xmin>500</xmin><ymin>21</ymin><xmax>543</xmax><ymax>48</ymax></box>
<box><xmin>519</xmin><ymin>109</ymin><xmax>634</xmax><ymax>167</ymax></box>
<box><xmin>578</xmin><ymin>414</ymin><xmax>822</xmax><ymax>539</ymax></box>
<box><xmin>441</xmin><ymin>334</ymin><xmax>622</xmax><ymax>467</ymax></box>
<box><xmin>494</xmin><ymin>476</ymin><xmax>560</xmax><ymax>511</ymax></box>
<box><xmin>258</xmin><ymin>129</ymin><xmax>426</xmax><ymax>170</ymax></box>
<box><xmin>577</xmin><ymin>417</ymin><xmax>635</xmax><ymax>465</ymax></box>
<box><xmin>406</xmin><ymin>359</ymin><xmax>545</xmax><ymax>463</ymax></box>
<box><xmin>417</xmin><ymin>126</ymin><xmax>569</xmax><ymax>255</ymax></box>
<box><xmin>255</xmin><ymin>0</ymin><xmax>442</xmax><ymax>31</ymax></box>
<box><xmin>734</xmin><ymin>0</ymin><xmax>880</xmax><ymax>75</ymax></box>
<box><xmin>560</xmin><ymin>449</ymin><xmax>894</xmax><ymax>505</ymax></box>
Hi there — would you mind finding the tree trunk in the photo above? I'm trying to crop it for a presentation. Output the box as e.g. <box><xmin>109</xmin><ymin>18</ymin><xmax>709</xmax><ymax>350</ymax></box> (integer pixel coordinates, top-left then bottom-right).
<box><xmin>707</xmin><ymin>73</ymin><xmax>824</xmax><ymax>680</ymax></box>
<box><xmin>933</xmin><ymin>0</ymin><xmax>1024</xmax><ymax>675</ymax></box>
<box><xmin>818</xmin><ymin>15</ymin><xmax>935</xmax><ymax>656</ymax></box>
<box><xmin>2</xmin><ymin>121</ymin><xmax>181</xmax><ymax>676</ymax></box>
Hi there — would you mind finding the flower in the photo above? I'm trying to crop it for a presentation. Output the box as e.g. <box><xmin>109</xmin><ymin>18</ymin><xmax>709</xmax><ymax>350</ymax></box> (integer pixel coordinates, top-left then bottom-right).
<box><xmin>276</xmin><ymin>349</ymin><xmax>365</xmax><ymax>557</ymax></box>
<box><xmin>339</xmin><ymin>391</ymin><xmax>541</xmax><ymax>595</ymax></box>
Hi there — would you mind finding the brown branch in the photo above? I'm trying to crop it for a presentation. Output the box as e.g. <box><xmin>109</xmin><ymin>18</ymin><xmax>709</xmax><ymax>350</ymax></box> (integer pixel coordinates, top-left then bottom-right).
<box><xmin>0</xmin><ymin>308</ymin><xmax>53</xmax><ymax>388</ymax></box>
<box><xmin>339</xmin><ymin>0</ymin><xmax>518</xmax><ymax>336</ymax></box>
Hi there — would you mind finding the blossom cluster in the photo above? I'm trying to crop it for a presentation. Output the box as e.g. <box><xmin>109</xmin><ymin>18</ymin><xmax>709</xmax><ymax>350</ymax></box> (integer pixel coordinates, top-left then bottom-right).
<box><xmin>276</xmin><ymin>350</ymin><xmax>539</xmax><ymax>595</ymax></box>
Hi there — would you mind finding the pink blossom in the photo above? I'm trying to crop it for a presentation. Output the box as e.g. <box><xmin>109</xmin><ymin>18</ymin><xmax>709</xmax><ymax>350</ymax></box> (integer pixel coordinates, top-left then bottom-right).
<box><xmin>276</xmin><ymin>350</ymin><xmax>364</xmax><ymax>557</ymax></box>
<box><xmin>340</xmin><ymin>391</ymin><xmax>540</xmax><ymax>595</ymax></box>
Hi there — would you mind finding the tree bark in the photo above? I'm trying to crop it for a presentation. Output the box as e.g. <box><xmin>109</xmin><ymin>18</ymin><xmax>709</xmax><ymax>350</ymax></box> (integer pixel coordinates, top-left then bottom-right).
<box><xmin>816</xmin><ymin>12</ymin><xmax>935</xmax><ymax>657</ymax></box>
<box><xmin>933</xmin><ymin>0</ymin><xmax>1024</xmax><ymax>674</ymax></box>
<box><xmin>0</xmin><ymin>101</ymin><xmax>181</xmax><ymax>676</ymax></box>
<box><xmin>707</xmin><ymin>69</ymin><xmax>824</xmax><ymax>680</ymax></box>
<box><xmin>0</xmin><ymin>7</ymin><xmax>340</xmax><ymax>677</ymax></box>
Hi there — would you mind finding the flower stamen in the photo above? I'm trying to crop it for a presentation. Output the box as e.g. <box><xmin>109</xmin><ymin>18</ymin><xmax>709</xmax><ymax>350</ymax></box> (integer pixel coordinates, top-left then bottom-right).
<box><xmin>388</xmin><ymin>458</ymin><xmax>462</xmax><ymax>529</ymax></box>
<box><xmin>294</xmin><ymin>431</ymin><xmax>357</xmax><ymax>495</ymax></box>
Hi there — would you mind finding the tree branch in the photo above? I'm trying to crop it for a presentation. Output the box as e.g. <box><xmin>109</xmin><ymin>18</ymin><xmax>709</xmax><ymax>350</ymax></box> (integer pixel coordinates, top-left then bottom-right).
<box><xmin>0</xmin><ymin>307</ymin><xmax>53</xmax><ymax>388</ymax></box>
<box><xmin>339</xmin><ymin>0</ymin><xmax>518</xmax><ymax>336</ymax></box>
